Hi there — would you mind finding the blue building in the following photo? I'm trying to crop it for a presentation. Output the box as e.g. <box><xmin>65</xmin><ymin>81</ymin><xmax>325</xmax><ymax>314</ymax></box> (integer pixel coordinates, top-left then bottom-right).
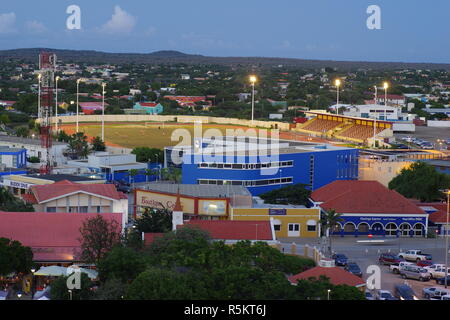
<box><xmin>133</xmin><ymin>102</ymin><xmax>164</xmax><ymax>115</ymax></box>
<box><xmin>0</xmin><ymin>147</ymin><xmax>27</xmax><ymax>168</ymax></box>
<box><xmin>311</xmin><ymin>180</ymin><xmax>429</xmax><ymax>238</ymax></box>
<box><xmin>167</xmin><ymin>137</ymin><xmax>358</xmax><ymax>196</ymax></box>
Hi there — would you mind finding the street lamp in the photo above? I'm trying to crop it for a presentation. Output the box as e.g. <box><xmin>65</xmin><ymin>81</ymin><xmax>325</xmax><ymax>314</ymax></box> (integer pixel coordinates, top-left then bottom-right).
<box><xmin>249</xmin><ymin>75</ymin><xmax>257</xmax><ymax>124</ymax></box>
<box><xmin>383</xmin><ymin>82</ymin><xmax>389</xmax><ymax>121</ymax></box>
<box><xmin>373</xmin><ymin>85</ymin><xmax>378</xmax><ymax>145</ymax></box>
<box><xmin>30</xmin><ymin>268</ymin><xmax>36</xmax><ymax>298</ymax></box>
<box><xmin>327</xmin><ymin>289</ymin><xmax>331</xmax><ymax>300</ymax></box>
<box><xmin>445</xmin><ymin>190</ymin><xmax>449</xmax><ymax>288</ymax></box>
<box><xmin>102</xmin><ymin>82</ymin><xmax>106</xmax><ymax>141</ymax></box>
<box><xmin>76</xmin><ymin>78</ymin><xmax>81</xmax><ymax>133</ymax></box>
<box><xmin>37</xmin><ymin>73</ymin><xmax>42</xmax><ymax>119</ymax></box>
<box><xmin>335</xmin><ymin>79</ymin><xmax>341</xmax><ymax>115</ymax></box>
<box><xmin>55</xmin><ymin>76</ymin><xmax>60</xmax><ymax>133</ymax></box>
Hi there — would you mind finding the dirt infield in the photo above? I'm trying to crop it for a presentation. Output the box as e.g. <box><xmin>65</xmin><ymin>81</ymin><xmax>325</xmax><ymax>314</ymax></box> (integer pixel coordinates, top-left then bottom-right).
<box><xmin>58</xmin><ymin>121</ymin><xmax>330</xmax><ymax>149</ymax></box>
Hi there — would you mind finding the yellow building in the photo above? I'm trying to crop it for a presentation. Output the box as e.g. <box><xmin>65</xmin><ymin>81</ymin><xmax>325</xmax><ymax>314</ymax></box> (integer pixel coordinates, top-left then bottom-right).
<box><xmin>231</xmin><ymin>206</ymin><xmax>321</xmax><ymax>238</ymax></box>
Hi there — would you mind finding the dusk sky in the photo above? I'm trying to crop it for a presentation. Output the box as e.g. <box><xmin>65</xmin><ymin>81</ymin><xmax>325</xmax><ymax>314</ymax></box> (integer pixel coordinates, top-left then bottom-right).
<box><xmin>0</xmin><ymin>0</ymin><xmax>449</xmax><ymax>63</ymax></box>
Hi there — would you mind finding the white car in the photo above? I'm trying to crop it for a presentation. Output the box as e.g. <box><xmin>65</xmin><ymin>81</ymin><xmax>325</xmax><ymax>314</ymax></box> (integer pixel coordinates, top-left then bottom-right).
<box><xmin>428</xmin><ymin>266</ymin><xmax>450</xmax><ymax>279</ymax></box>
<box><xmin>390</xmin><ymin>261</ymin><xmax>414</xmax><ymax>274</ymax></box>
<box><xmin>423</xmin><ymin>287</ymin><xmax>450</xmax><ymax>300</ymax></box>
<box><xmin>376</xmin><ymin>290</ymin><xmax>396</xmax><ymax>300</ymax></box>
<box><xmin>398</xmin><ymin>250</ymin><xmax>432</xmax><ymax>262</ymax></box>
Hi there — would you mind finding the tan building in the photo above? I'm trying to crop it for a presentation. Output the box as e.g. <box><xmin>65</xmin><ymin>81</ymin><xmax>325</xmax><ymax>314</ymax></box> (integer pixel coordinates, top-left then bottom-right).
<box><xmin>231</xmin><ymin>206</ymin><xmax>321</xmax><ymax>238</ymax></box>
<box><xmin>23</xmin><ymin>180</ymin><xmax>128</xmax><ymax>228</ymax></box>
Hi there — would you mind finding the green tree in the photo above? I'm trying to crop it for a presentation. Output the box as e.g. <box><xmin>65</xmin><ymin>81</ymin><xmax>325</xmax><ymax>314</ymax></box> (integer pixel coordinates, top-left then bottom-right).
<box><xmin>15</xmin><ymin>127</ymin><xmax>29</xmax><ymax>138</ymax></box>
<box><xmin>67</xmin><ymin>132</ymin><xmax>91</xmax><ymax>159</ymax></box>
<box><xmin>320</xmin><ymin>209</ymin><xmax>343</xmax><ymax>257</ymax></box>
<box><xmin>131</xmin><ymin>147</ymin><xmax>163</xmax><ymax>163</ymax></box>
<box><xmin>97</xmin><ymin>246</ymin><xmax>147</xmax><ymax>283</ymax></box>
<box><xmin>0</xmin><ymin>113</ymin><xmax>10</xmax><ymax>125</ymax></box>
<box><xmin>135</xmin><ymin>208</ymin><xmax>172</xmax><ymax>233</ymax></box>
<box><xmin>94</xmin><ymin>278</ymin><xmax>127</xmax><ymax>300</ymax></box>
<box><xmin>0</xmin><ymin>187</ymin><xmax>35</xmax><ymax>212</ymax></box>
<box><xmin>125</xmin><ymin>268</ymin><xmax>200</xmax><ymax>300</ymax></box>
<box><xmin>91</xmin><ymin>136</ymin><xmax>106</xmax><ymax>151</ymax></box>
<box><xmin>389</xmin><ymin>161</ymin><xmax>450</xmax><ymax>202</ymax></box>
<box><xmin>259</xmin><ymin>183</ymin><xmax>311</xmax><ymax>205</ymax></box>
<box><xmin>78</xmin><ymin>214</ymin><xmax>122</xmax><ymax>264</ymax></box>
<box><xmin>50</xmin><ymin>273</ymin><xmax>94</xmax><ymax>300</ymax></box>
<box><xmin>0</xmin><ymin>238</ymin><xmax>33</xmax><ymax>276</ymax></box>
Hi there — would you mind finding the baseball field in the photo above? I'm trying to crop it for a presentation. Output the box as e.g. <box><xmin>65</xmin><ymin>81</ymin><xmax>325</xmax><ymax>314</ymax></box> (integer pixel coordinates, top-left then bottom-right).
<box><xmin>58</xmin><ymin>121</ymin><xmax>328</xmax><ymax>149</ymax></box>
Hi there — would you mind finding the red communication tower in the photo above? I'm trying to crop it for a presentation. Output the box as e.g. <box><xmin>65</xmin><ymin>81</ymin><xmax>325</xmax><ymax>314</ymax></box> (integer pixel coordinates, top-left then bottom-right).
<box><xmin>38</xmin><ymin>52</ymin><xmax>56</xmax><ymax>174</ymax></box>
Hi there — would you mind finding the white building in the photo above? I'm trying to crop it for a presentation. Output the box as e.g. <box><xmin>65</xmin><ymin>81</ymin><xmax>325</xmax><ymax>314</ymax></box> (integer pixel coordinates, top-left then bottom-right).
<box><xmin>0</xmin><ymin>136</ymin><xmax>67</xmax><ymax>167</ymax></box>
<box><xmin>343</xmin><ymin>104</ymin><xmax>405</xmax><ymax>121</ymax></box>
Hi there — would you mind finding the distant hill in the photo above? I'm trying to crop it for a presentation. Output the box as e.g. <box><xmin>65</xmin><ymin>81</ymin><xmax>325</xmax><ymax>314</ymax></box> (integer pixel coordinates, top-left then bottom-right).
<box><xmin>1</xmin><ymin>48</ymin><xmax>449</xmax><ymax>70</ymax></box>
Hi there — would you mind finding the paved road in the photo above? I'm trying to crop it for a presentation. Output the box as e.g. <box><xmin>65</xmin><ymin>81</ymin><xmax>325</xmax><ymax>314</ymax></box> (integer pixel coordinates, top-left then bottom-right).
<box><xmin>280</xmin><ymin>237</ymin><xmax>450</xmax><ymax>300</ymax></box>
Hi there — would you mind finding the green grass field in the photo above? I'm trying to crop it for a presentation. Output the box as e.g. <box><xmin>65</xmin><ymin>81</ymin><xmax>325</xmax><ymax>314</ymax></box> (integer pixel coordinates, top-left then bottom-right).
<box><xmin>62</xmin><ymin>122</ymin><xmax>251</xmax><ymax>149</ymax></box>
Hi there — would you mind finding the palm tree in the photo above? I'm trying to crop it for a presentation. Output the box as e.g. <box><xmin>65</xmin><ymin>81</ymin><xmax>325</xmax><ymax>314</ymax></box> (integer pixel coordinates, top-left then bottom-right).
<box><xmin>129</xmin><ymin>169</ymin><xmax>139</xmax><ymax>189</ymax></box>
<box><xmin>320</xmin><ymin>209</ymin><xmax>343</xmax><ymax>257</ymax></box>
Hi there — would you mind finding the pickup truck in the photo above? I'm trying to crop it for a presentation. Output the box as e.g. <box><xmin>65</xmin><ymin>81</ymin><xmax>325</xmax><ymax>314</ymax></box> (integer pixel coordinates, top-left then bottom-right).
<box><xmin>390</xmin><ymin>261</ymin><xmax>414</xmax><ymax>274</ymax></box>
<box><xmin>398</xmin><ymin>250</ymin><xmax>432</xmax><ymax>262</ymax></box>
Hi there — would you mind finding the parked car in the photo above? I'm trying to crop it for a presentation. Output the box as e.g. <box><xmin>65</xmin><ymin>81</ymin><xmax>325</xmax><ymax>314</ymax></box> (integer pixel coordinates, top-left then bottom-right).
<box><xmin>428</xmin><ymin>266</ymin><xmax>450</xmax><ymax>279</ymax></box>
<box><xmin>116</xmin><ymin>184</ymin><xmax>131</xmax><ymax>193</ymax></box>
<box><xmin>442</xmin><ymin>295</ymin><xmax>450</xmax><ymax>300</ymax></box>
<box><xmin>400</xmin><ymin>265</ymin><xmax>431</xmax><ymax>281</ymax></box>
<box><xmin>425</xmin><ymin>264</ymin><xmax>446</xmax><ymax>272</ymax></box>
<box><xmin>345</xmin><ymin>262</ymin><xmax>363</xmax><ymax>277</ymax></box>
<box><xmin>435</xmin><ymin>275</ymin><xmax>450</xmax><ymax>286</ymax></box>
<box><xmin>379</xmin><ymin>253</ymin><xmax>403</xmax><ymax>265</ymax></box>
<box><xmin>422</xmin><ymin>287</ymin><xmax>450</xmax><ymax>300</ymax></box>
<box><xmin>332</xmin><ymin>253</ymin><xmax>348</xmax><ymax>266</ymax></box>
<box><xmin>417</xmin><ymin>260</ymin><xmax>434</xmax><ymax>268</ymax></box>
<box><xmin>390</xmin><ymin>261</ymin><xmax>414</xmax><ymax>274</ymax></box>
<box><xmin>395</xmin><ymin>284</ymin><xmax>419</xmax><ymax>300</ymax></box>
<box><xmin>365</xmin><ymin>291</ymin><xmax>375</xmax><ymax>300</ymax></box>
<box><xmin>398</xmin><ymin>250</ymin><xmax>432</xmax><ymax>262</ymax></box>
<box><xmin>376</xmin><ymin>290</ymin><xmax>396</xmax><ymax>300</ymax></box>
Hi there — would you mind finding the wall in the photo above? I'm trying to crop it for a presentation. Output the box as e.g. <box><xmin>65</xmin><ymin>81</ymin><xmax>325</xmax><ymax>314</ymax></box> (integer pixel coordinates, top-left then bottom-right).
<box><xmin>45</xmin><ymin>114</ymin><xmax>292</xmax><ymax>131</ymax></box>
<box><xmin>358</xmin><ymin>159</ymin><xmax>413</xmax><ymax>187</ymax></box>
<box><xmin>427</xmin><ymin>120</ymin><xmax>450</xmax><ymax>128</ymax></box>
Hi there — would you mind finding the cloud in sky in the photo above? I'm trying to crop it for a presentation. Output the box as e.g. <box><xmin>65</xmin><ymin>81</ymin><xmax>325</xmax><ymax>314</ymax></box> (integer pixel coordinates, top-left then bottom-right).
<box><xmin>0</xmin><ymin>12</ymin><xmax>17</xmax><ymax>34</ymax></box>
<box><xmin>99</xmin><ymin>6</ymin><xmax>136</xmax><ymax>35</ymax></box>
<box><xmin>25</xmin><ymin>20</ymin><xmax>47</xmax><ymax>34</ymax></box>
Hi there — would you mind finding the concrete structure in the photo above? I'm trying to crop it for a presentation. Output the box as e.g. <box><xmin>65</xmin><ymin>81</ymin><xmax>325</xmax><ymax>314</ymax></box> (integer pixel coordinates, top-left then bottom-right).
<box><xmin>0</xmin><ymin>136</ymin><xmax>67</xmax><ymax>167</ymax></box>
<box><xmin>22</xmin><ymin>180</ymin><xmax>129</xmax><ymax>227</ymax></box>
<box><xmin>311</xmin><ymin>180</ymin><xmax>428</xmax><ymax>237</ymax></box>
<box><xmin>176</xmin><ymin>137</ymin><xmax>358</xmax><ymax>196</ymax></box>
<box><xmin>0</xmin><ymin>147</ymin><xmax>27</xmax><ymax>168</ymax></box>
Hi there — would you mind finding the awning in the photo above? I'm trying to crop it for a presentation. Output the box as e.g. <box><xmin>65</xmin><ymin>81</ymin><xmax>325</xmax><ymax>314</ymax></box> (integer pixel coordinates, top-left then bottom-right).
<box><xmin>307</xmin><ymin>220</ymin><xmax>317</xmax><ymax>226</ymax></box>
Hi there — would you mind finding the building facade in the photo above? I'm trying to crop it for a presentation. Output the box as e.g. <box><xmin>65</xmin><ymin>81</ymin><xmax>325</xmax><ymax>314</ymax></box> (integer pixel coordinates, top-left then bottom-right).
<box><xmin>178</xmin><ymin>138</ymin><xmax>359</xmax><ymax>196</ymax></box>
<box><xmin>0</xmin><ymin>147</ymin><xmax>27</xmax><ymax>168</ymax></box>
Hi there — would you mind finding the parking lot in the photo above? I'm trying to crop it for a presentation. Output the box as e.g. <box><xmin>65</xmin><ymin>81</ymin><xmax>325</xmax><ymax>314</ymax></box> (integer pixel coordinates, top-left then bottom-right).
<box><xmin>395</xmin><ymin>126</ymin><xmax>450</xmax><ymax>151</ymax></box>
<box><xmin>281</xmin><ymin>237</ymin><xmax>450</xmax><ymax>300</ymax></box>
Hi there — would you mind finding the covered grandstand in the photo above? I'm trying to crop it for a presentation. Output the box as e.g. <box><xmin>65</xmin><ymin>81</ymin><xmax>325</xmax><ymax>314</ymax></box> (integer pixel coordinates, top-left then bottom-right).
<box><xmin>294</xmin><ymin>112</ymin><xmax>393</xmax><ymax>145</ymax></box>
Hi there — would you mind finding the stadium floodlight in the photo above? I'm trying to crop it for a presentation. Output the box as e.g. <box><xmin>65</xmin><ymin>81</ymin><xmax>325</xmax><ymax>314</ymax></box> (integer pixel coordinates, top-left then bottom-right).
<box><xmin>383</xmin><ymin>82</ymin><xmax>389</xmax><ymax>121</ymax></box>
<box><xmin>76</xmin><ymin>78</ymin><xmax>82</xmax><ymax>133</ymax></box>
<box><xmin>249</xmin><ymin>75</ymin><xmax>257</xmax><ymax>124</ymax></box>
<box><xmin>335</xmin><ymin>79</ymin><xmax>341</xmax><ymax>114</ymax></box>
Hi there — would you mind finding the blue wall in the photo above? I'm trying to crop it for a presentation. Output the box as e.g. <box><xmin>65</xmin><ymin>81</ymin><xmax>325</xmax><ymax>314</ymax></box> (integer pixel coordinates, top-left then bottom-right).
<box><xmin>0</xmin><ymin>148</ymin><xmax>27</xmax><ymax>168</ymax></box>
<box><xmin>181</xmin><ymin>148</ymin><xmax>359</xmax><ymax>195</ymax></box>
<box><xmin>331</xmin><ymin>215</ymin><xmax>427</xmax><ymax>237</ymax></box>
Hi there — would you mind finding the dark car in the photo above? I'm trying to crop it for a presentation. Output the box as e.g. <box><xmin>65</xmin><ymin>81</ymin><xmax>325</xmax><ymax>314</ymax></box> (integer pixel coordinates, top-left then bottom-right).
<box><xmin>394</xmin><ymin>284</ymin><xmax>419</xmax><ymax>300</ymax></box>
<box><xmin>436</xmin><ymin>276</ymin><xmax>450</xmax><ymax>286</ymax></box>
<box><xmin>379</xmin><ymin>253</ymin><xmax>403</xmax><ymax>265</ymax></box>
<box><xmin>332</xmin><ymin>254</ymin><xmax>348</xmax><ymax>266</ymax></box>
<box><xmin>345</xmin><ymin>262</ymin><xmax>363</xmax><ymax>277</ymax></box>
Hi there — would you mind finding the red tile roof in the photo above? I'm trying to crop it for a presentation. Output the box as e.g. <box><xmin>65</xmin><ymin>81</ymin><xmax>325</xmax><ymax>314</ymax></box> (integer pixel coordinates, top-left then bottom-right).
<box><xmin>417</xmin><ymin>202</ymin><xmax>448</xmax><ymax>224</ymax></box>
<box><xmin>29</xmin><ymin>180</ymin><xmax>127</xmax><ymax>203</ymax></box>
<box><xmin>311</xmin><ymin>181</ymin><xmax>425</xmax><ymax>214</ymax></box>
<box><xmin>138</xmin><ymin>102</ymin><xmax>158</xmax><ymax>107</ymax></box>
<box><xmin>0</xmin><ymin>212</ymin><xmax>122</xmax><ymax>262</ymax></box>
<box><xmin>181</xmin><ymin>220</ymin><xmax>273</xmax><ymax>241</ymax></box>
<box><xmin>288</xmin><ymin>266</ymin><xmax>366</xmax><ymax>287</ymax></box>
<box><xmin>21</xmin><ymin>193</ymin><xmax>38</xmax><ymax>204</ymax></box>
